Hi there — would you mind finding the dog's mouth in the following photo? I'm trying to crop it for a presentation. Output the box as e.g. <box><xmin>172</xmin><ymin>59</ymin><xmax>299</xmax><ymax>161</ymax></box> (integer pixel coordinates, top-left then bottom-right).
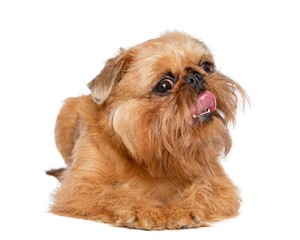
<box><xmin>191</xmin><ymin>90</ymin><xmax>217</xmax><ymax>122</ymax></box>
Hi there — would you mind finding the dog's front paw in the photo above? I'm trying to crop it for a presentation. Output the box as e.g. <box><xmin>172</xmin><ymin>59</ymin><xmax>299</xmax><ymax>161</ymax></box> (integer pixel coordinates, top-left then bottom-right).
<box><xmin>165</xmin><ymin>209</ymin><xmax>208</xmax><ymax>229</ymax></box>
<box><xmin>114</xmin><ymin>207</ymin><xmax>166</xmax><ymax>230</ymax></box>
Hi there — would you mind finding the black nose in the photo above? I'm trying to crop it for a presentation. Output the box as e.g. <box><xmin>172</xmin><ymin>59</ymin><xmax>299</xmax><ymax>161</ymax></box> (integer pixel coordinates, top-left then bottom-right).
<box><xmin>185</xmin><ymin>73</ymin><xmax>205</xmax><ymax>93</ymax></box>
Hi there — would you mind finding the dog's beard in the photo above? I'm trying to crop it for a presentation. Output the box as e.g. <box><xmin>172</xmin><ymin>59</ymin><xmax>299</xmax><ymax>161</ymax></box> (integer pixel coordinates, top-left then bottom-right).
<box><xmin>109</xmin><ymin>74</ymin><xmax>245</xmax><ymax>179</ymax></box>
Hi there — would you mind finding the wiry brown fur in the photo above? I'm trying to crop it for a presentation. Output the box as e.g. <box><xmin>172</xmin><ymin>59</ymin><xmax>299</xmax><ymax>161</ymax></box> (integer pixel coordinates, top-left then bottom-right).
<box><xmin>48</xmin><ymin>32</ymin><xmax>247</xmax><ymax>230</ymax></box>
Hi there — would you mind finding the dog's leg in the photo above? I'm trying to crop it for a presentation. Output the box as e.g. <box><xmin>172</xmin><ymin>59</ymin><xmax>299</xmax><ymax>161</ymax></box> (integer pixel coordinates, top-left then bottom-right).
<box><xmin>50</xmin><ymin>133</ymin><xmax>166</xmax><ymax>230</ymax></box>
<box><xmin>46</xmin><ymin>98</ymin><xmax>80</xmax><ymax>181</ymax></box>
<box><xmin>50</xmin><ymin>174</ymin><xmax>167</xmax><ymax>230</ymax></box>
<box><xmin>165</xmin><ymin>175</ymin><xmax>240</xmax><ymax>229</ymax></box>
<box><xmin>55</xmin><ymin>97</ymin><xmax>81</xmax><ymax>167</ymax></box>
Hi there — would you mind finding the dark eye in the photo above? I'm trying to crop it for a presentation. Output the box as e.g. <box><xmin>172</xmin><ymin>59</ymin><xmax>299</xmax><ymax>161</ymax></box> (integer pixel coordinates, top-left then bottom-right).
<box><xmin>201</xmin><ymin>62</ymin><xmax>214</xmax><ymax>74</ymax></box>
<box><xmin>153</xmin><ymin>79</ymin><xmax>174</xmax><ymax>95</ymax></box>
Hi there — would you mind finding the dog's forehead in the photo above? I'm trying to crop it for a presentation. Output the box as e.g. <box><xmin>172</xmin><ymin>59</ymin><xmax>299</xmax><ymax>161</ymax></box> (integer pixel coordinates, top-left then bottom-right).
<box><xmin>133</xmin><ymin>32</ymin><xmax>211</xmax><ymax>72</ymax></box>
<box><xmin>120</xmin><ymin>32</ymin><xmax>213</xmax><ymax>93</ymax></box>
<box><xmin>160</xmin><ymin>32</ymin><xmax>210</xmax><ymax>55</ymax></box>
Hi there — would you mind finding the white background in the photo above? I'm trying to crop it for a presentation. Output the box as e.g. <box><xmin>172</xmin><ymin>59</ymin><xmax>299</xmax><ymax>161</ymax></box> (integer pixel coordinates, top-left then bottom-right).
<box><xmin>1</xmin><ymin>0</ymin><xmax>299</xmax><ymax>239</ymax></box>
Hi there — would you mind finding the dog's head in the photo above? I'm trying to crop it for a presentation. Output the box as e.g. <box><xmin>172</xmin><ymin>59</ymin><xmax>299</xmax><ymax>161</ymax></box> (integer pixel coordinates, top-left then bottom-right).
<box><xmin>88</xmin><ymin>32</ymin><xmax>247</xmax><ymax>178</ymax></box>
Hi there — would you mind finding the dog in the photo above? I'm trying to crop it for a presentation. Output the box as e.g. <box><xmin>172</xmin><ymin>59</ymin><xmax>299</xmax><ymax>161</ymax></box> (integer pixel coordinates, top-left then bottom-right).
<box><xmin>47</xmin><ymin>31</ymin><xmax>247</xmax><ymax>230</ymax></box>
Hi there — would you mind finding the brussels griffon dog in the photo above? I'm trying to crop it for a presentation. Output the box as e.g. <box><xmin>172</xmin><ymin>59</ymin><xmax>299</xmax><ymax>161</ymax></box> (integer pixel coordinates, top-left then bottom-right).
<box><xmin>47</xmin><ymin>31</ymin><xmax>247</xmax><ymax>230</ymax></box>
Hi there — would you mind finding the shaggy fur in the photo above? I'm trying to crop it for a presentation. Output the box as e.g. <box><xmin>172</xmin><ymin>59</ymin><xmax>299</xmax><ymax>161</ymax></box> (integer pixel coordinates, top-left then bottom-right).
<box><xmin>47</xmin><ymin>31</ymin><xmax>247</xmax><ymax>230</ymax></box>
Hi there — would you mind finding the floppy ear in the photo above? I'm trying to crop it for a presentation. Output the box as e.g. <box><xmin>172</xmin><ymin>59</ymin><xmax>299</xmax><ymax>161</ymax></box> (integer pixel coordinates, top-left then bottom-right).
<box><xmin>87</xmin><ymin>48</ymin><xmax>131</xmax><ymax>104</ymax></box>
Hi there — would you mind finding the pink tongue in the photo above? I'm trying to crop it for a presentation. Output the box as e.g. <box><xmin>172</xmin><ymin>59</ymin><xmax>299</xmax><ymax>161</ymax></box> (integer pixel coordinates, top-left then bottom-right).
<box><xmin>191</xmin><ymin>90</ymin><xmax>217</xmax><ymax>116</ymax></box>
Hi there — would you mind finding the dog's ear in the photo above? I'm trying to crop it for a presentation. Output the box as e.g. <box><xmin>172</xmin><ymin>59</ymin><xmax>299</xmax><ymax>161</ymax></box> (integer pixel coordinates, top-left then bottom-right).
<box><xmin>87</xmin><ymin>48</ymin><xmax>131</xmax><ymax>104</ymax></box>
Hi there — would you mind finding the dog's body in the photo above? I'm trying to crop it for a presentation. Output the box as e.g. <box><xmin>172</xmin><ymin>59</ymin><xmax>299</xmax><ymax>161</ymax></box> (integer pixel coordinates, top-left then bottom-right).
<box><xmin>48</xmin><ymin>32</ymin><xmax>246</xmax><ymax>230</ymax></box>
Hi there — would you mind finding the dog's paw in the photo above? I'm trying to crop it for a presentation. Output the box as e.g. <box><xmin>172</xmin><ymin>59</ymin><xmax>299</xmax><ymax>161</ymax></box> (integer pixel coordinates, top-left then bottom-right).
<box><xmin>165</xmin><ymin>209</ymin><xmax>208</xmax><ymax>229</ymax></box>
<box><xmin>114</xmin><ymin>207</ymin><xmax>166</xmax><ymax>230</ymax></box>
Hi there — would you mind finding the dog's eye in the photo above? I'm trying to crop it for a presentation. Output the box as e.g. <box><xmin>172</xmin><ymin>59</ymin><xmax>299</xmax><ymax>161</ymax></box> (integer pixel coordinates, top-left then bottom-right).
<box><xmin>201</xmin><ymin>62</ymin><xmax>214</xmax><ymax>74</ymax></box>
<box><xmin>153</xmin><ymin>79</ymin><xmax>174</xmax><ymax>95</ymax></box>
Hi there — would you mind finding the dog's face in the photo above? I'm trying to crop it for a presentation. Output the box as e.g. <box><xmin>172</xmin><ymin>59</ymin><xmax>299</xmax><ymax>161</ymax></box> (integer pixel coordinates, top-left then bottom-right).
<box><xmin>88</xmin><ymin>32</ymin><xmax>246</xmax><ymax>178</ymax></box>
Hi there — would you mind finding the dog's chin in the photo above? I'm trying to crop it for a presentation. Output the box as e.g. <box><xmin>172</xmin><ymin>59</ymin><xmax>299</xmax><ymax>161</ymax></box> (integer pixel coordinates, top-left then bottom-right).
<box><xmin>192</xmin><ymin>112</ymin><xmax>214</xmax><ymax>124</ymax></box>
<box><xmin>110</xmin><ymin>96</ymin><xmax>231</xmax><ymax>179</ymax></box>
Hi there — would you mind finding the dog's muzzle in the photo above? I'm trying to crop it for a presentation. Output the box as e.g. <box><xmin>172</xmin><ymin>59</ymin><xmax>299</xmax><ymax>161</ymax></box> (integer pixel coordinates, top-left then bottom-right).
<box><xmin>185</xmin><ymin>73</ymin><xmax>205</xmax><ymax>94</ymax></box>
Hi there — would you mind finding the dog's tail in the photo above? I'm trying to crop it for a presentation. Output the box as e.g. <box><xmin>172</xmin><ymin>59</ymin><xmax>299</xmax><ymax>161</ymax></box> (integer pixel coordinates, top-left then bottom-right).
<box><xmin>46</xmin><ymin>168</ymin><xmax>67</xmax><ymax>182</ymax></box>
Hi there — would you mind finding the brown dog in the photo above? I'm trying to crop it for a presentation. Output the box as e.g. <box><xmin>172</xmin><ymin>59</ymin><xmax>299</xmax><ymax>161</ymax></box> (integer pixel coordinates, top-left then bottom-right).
<box><xmin>47</xmin><ymin>31</ymin><xmax>247</xmax><ymax>230</ymax></box>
